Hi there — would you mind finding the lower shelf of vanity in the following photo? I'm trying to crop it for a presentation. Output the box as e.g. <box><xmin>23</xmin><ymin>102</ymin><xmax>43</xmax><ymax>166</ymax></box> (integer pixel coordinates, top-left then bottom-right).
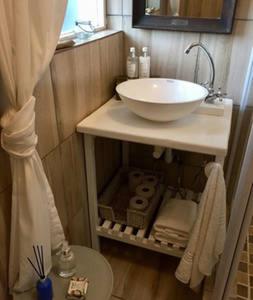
<box><xmin>96</xmin><ymin>218</ymin><xmax>185</xmax><ymax>258</ymax></box>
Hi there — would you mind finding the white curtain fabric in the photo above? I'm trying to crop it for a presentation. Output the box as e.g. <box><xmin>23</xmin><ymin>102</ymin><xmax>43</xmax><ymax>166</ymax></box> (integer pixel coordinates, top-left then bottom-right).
<box><xmin>0</xmin><ymin>0</ymin><xmax>67</xmax><ymax>292</ymax></box>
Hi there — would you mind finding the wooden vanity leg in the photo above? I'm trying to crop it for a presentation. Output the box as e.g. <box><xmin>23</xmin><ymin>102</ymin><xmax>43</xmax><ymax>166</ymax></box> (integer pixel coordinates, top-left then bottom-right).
<box><xmin>84</xmin><ymin>134</ymin><xmax>100</xmax><ymax>251</ymax></box>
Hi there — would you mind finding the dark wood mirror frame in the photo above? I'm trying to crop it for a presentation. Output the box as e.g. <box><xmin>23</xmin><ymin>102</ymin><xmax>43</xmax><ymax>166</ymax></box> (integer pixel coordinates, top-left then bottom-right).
<box><xmin>132</xmin><ymin>0</ymin><xmax>238</xmax><ymax>34</ymax></box>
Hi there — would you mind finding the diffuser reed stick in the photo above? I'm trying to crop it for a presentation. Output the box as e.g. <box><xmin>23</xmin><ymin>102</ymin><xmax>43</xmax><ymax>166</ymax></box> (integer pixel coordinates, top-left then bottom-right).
<box><xmin>27</xmin><ymin>245</ymin><xmax>45</xmax><ymax>280</ymax></box>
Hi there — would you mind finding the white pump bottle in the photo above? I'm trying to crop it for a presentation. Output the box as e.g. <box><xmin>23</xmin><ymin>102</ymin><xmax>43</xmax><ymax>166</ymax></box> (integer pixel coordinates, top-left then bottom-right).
<box><xmin>139</xmin><ymin>47</ymin><xmax>151</xmax><ymax>78</ymax></box>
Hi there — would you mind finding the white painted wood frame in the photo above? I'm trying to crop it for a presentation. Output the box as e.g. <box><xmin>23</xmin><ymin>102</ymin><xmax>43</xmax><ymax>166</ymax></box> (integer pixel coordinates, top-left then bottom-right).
<box><xmin>78</xmin><ymin>97</ymin><xmax>233</xmax><ymax>300</ymax></box>
<box><xmin>84</xmin><ymin>134</ymin><xmax>100</xmax><ymax>250</ymax></box>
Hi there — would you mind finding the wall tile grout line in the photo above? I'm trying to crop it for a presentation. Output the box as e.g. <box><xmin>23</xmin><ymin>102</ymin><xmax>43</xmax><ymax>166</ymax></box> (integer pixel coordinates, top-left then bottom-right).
<box><xmin>107</xmin><ymin>14</ymin><xmax>124</xmax><ymax>17</ymax></box>
<box><xmin>49</xmin><ymin>62</ymin><xmax>65</xmax><ymax>143</ymax></box>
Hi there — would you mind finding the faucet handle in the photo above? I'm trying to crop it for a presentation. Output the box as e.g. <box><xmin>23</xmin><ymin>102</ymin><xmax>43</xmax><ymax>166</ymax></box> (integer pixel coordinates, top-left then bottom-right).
<box><xmin>217</xmin><ymin>87</ymin><xmax>227</xmax><ymax>101</ymax></box>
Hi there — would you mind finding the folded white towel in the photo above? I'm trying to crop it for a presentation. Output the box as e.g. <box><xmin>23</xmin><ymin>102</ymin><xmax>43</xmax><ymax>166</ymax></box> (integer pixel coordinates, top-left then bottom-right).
<box><xmin>175</xmin><ymin>162</ymin><xmax>226</xmax><ymax>289</ymax></box>
<box><xmin>155</xmin><ymin>230</ymin><xmax>189</xmax><ymax>242</ymax></box>
<box><xmin>154</xmin><ymin>197</ymin><xmax>198</xmax><ymax>238</ymax></box>
<box><xmin>154</xmin><ymin>232</ymin><xmax>188</xmax><ymax>248</ymax></box>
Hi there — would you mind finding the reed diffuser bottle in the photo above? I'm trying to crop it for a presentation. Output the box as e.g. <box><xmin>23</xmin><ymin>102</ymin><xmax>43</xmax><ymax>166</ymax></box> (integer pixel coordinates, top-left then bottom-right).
<box><xmin>27</xmin><ymin>245</ymin><xmax>53</xmax><ymax>300</ymax></box>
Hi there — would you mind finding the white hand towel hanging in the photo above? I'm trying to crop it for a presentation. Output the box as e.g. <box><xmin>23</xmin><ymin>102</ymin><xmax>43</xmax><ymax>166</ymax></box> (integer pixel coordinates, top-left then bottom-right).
<box><xmin>175</xmin><ymin>162</ymin><xmax>226</xmax><ymax>289</ymax></box>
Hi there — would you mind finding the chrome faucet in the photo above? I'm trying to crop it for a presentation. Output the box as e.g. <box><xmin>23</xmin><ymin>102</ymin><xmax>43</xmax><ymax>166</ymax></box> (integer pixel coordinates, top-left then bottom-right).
<box><xmin>184</xmin><ymin>42</ymin><xmax>225</xmax><ymax>102</ymax></box>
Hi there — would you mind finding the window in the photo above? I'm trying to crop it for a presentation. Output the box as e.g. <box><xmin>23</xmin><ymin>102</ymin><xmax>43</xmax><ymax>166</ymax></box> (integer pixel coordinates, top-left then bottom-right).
<box><xmin>61</xmin><ymin>0</ymin><xmax>105</xmax><ymax>35</ymax></box>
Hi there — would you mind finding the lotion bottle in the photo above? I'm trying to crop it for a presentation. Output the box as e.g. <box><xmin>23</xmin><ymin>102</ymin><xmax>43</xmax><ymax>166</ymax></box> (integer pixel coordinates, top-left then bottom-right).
<box><xmin>139</xmin><ymin>47</ymin><xmax>150</xmax><ymax>78</ymax></box>
<box><xmin>127</xmin><ymin>47</ymin><xmax>138</xmax><ymax>79</ymax></box>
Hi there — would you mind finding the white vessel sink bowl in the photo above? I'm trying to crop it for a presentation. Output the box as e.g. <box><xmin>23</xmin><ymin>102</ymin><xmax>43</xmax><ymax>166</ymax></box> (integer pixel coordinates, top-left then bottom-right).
<box><xmin>116</xmin><ymin>78</ymin><xmax>208</xmax><ymax>122</ymax></box>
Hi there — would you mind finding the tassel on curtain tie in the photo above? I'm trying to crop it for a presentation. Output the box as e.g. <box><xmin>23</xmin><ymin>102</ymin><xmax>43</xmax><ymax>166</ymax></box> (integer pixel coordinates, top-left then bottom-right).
<box><xmin>1</xmin><ymin>96</ymin><xmax>38</xmax><ymax>158</ymax></box>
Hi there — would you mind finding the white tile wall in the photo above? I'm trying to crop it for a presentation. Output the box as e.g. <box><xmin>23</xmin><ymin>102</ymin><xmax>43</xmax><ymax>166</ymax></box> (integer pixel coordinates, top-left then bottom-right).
<box><xmin>107</xmin><ymin>15</ymin><xmax>123</xmax><ymax>30</ymax></box>
<box><xmin>107</xmin><ymin>0</ymin><xmax>123</xmax><ymax>15</ymax></box>
<box><xmin>123</xmin><ymin>0</ymin><xmax>132</xmax><ymax>15</ymax></box>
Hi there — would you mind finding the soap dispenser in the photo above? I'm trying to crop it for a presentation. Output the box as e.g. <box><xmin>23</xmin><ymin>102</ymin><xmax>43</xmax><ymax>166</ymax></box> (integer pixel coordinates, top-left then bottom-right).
<box><xmin>127</xmin><ymin>47</ymin><xmax>139</xmax><ymax>79</ymax></box>
<box><xmin>139</xmin><ymin>47</ymin><xmax>150</xmax><ymax>78</ymax></box>
<box><xmin>57</xmin><ymin>240</ymin><xmax>76</xmax><ymax>278</ymax></box>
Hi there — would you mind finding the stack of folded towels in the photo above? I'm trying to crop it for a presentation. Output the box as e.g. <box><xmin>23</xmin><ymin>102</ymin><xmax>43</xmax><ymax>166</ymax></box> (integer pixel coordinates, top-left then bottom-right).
<box><xmin>153</xmin><ymin>191</ymin><xmax>198</xmax><ymax>248</ymax></box>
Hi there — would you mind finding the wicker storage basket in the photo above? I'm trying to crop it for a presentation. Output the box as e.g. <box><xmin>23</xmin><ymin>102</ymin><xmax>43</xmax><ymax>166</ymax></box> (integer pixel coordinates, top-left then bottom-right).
<box><xmin>98</xmin><ymin>167</ymin><xmax>164</xmax><ymax>229</ymax></box>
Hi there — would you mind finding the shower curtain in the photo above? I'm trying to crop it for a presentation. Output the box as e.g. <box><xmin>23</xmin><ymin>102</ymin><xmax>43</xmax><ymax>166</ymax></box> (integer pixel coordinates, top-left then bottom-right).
<box><xmin>0</xmin><ymin>0</ymin><xmax>67</xmax><ymax>292</ymax></box>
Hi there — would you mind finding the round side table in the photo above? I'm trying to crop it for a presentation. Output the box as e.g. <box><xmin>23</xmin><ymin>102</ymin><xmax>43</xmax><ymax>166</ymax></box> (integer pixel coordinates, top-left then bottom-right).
<box><xmin>13</xmin><ymin>245</ymin><xmax>113</xmax><ymax>300</ymax></box>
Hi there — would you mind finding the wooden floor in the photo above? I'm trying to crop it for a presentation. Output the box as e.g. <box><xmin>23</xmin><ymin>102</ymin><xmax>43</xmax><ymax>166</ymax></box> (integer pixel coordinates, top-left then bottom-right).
<box><xmin>101</xmin><ymin>239</ymin><xmax>202</xmax><ymax>300</ymax></box>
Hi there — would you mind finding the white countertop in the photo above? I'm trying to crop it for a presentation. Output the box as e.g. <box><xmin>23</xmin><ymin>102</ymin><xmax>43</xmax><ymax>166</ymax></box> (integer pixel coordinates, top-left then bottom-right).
<box><xmin>77</xmin><ymin>98</ymin><xmax>233</xmax><ymax>156</ymax></box>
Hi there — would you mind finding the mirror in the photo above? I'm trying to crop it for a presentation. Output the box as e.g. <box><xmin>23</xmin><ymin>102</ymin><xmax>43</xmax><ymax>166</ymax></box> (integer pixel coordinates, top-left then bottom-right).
<box><xmin>145</xmin><ymin>0</ymin><xmax>223</xmax><ymax>19</ymax></box>
<box><xmin>133</xmin><ymin>0</ymin><xmax>238</xmax><ymax>33</ymax></box>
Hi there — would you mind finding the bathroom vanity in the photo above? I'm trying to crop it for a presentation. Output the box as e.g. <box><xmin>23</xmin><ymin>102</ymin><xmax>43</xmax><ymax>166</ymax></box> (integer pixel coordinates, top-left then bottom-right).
<box><xmin>77</xmin><ymin>97</ymin><xmax>233</xmax><ymax>256</ymax></box>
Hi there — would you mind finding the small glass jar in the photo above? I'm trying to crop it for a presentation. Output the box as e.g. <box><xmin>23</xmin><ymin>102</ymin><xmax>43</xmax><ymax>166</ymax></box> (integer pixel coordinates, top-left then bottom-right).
<box><xmin>57</xmin><ymin>241</ymin><xmax>76</xmax><ymax>278</ymax></box>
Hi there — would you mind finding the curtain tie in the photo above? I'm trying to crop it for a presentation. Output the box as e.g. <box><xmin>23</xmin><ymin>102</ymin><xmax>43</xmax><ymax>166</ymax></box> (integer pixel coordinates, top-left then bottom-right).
<box><xmin>1</xmin><ymin>97</ymin><xmax>38</xmax><ymax>158</ymax></box>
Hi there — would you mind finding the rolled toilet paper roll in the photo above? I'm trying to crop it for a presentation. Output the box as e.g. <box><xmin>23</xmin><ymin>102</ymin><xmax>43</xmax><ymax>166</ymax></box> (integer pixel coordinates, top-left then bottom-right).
<box><xmin>143</xmin><ymin>175</ymin><xmax>158</xmax><ymax>187</ymax></box>
<box><xmin>135</xmin><ymin>183</ymin><xmax>155</xmax><ymax>199</ymax></box>
<box><xmin>128</xmin><ymin>170</ymin><xmax>144</xmax><ymax>192</ymax></box>
<box><xmin>129</xmin><ymin>196</ymin><xmax>149</xmax><ymax>211</ymax></box>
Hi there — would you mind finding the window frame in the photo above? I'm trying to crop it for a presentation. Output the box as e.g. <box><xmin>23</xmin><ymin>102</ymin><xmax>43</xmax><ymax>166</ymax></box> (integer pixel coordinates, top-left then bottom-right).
<box><xmin>60</xmin><ymin>0</ymin><xmax>106</xmax><ymax>39</ymax></box>
<box><xmin>92</xmin><ymin>0</ymin><xmax>106</xmax><ymax>32</ymax></box>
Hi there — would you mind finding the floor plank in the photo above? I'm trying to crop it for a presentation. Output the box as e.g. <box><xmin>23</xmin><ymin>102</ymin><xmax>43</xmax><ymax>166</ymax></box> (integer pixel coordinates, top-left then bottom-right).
<box><xmin>155</xmin><ymin>255</ymin><xmax>202</xmax><ymax>300</ymax></box>
<box><xmin>101</xmin><ymin>239</ymin><xmax>202</xmax><ymax>300</ymax></box>
<box><xmin>121</xmin><ymin>249</ymin><xmax>160</xmax><ymax>300</ymax></box>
